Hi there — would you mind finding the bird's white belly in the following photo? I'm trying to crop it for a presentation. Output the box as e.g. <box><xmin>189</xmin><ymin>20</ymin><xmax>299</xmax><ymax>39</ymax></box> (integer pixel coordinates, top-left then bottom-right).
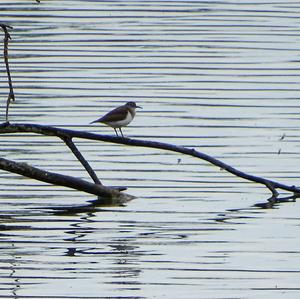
<box><xmin>106</xmin><ymin>112</ymin><xmax>133</xmax><ymax>128</ymax></box>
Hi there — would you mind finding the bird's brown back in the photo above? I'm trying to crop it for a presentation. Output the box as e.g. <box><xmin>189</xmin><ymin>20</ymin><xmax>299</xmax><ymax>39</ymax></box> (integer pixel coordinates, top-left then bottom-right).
<box><xmin>91</xmin><ymin>105</ymin><xmax>128</xmax><ymax>124</ymax></box>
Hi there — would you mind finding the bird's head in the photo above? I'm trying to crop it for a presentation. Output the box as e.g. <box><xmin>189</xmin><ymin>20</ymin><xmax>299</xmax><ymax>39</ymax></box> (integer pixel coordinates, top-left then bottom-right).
<box><xmin>126</xmin><ymin>101</ymin><xmax>142</xmax><ymax>109</ymax></box>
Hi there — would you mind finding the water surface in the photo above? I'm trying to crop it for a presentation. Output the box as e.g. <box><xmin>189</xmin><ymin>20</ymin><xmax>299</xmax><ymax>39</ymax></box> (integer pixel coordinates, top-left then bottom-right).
<box><xmin>0</xmin><ymin>1</ymin><xmax>300</xmax><ymax>298</ymax></box>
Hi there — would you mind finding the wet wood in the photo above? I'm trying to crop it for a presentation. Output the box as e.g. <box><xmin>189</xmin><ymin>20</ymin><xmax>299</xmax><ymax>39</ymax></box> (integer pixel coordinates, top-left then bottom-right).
<box><xmin>0</xmin><ymin>156</ymin><xmax>127</xmax><ymax>199</ymax></box>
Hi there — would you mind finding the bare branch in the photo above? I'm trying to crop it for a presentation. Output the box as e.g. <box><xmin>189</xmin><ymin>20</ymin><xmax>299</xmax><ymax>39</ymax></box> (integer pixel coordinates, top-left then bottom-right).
<box><xmin>0</xmin><ymin>122</ymin><xmax>299</xmax><ymax>197</ymax></box>
<box><xmin>0</xmin><ymin>156</ymin><xmax>133</xmax><ymax>202</ymax></box>
<box><xmin>62</xmin><ymin>136</ymin><xmax>102</xmax><ymax>185</ymax></box>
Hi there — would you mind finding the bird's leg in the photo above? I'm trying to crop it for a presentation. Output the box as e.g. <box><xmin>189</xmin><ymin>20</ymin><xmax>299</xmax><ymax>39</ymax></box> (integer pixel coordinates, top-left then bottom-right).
<box><xmin>114</xmin><ymin>128</ymin><xmax>119</xmax><ymax>137</ymax></box>
<box><xmin>119</xmin><ymin>128</ymin><xmax>124</xmax><ymax>138</ymax></box>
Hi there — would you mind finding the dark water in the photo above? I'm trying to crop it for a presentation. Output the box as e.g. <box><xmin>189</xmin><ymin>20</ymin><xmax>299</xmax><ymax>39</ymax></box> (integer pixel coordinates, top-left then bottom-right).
<box><xmin>0</xmin><ymin>1</ymin><xmax>299</xmax><ymax>298</ymax></box>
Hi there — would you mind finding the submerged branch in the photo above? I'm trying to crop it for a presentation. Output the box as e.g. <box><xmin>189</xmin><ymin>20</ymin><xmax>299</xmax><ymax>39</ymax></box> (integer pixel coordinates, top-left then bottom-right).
<box><xmin>0</xmin><ymin>122</ymin><xmax>299</xmax><ymax>197</ymax></box>
<box><xmin>0</xmin><ymin>156</ymin><xmax>132</xmax><ymax>201</ymax></box>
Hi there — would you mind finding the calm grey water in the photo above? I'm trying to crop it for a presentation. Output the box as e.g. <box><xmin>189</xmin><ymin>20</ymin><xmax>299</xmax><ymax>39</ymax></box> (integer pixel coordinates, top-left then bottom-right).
<box><xmin>0</xmin><ymin>1</ymin><xmax>300</xmax><ymax>298</ymax></box>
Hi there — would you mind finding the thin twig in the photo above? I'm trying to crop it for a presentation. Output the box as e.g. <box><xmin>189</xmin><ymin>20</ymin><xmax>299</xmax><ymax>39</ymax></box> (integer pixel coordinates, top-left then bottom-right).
<box><xmin>0</xmin><ymin>24</ymin><xmax>14</xmax><ymax>122</ymax></box>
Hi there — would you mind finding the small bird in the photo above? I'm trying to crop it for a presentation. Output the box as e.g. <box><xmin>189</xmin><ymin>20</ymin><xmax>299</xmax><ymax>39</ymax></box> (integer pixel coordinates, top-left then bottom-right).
<box><xmin>90</xmin><ymin>101</ymin><xmax>142</xmax><ymax>137</ymax></box>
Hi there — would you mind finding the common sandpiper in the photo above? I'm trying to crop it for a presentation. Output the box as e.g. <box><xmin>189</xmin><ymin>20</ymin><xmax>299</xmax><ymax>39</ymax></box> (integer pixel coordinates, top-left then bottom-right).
<box><xmin>90</xmin><ymin>101</ymin><xmax>142</xmax><ymax>137</ymax></box>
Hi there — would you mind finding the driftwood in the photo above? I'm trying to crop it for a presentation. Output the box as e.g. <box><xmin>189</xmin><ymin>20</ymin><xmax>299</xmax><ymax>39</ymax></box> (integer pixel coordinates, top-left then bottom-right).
<box><xmin>0</xmin><ymin>24</ymin><xmax>299</xmax><ymax>204</ymax></box>
<box><xmin>0</xmin><ymin>156</ymin><xmax>121</xmax><ymax>198</ymax></box>
<box><xmin>0</xmin><ymin>122</ymin><xmax>299</xmax><ymax>202</ymax></box>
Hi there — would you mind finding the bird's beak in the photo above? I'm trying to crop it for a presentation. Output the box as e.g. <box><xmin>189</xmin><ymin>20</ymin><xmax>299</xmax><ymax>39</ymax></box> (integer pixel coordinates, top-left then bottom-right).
<box><xmin>136</xmin><ymin>105</ymin><xmax>142</xmax><ymax>109</ymax></box>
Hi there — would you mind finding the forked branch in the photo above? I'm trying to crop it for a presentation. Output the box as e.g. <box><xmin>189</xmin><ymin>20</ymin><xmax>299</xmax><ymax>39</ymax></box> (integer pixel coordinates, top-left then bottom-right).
<box><xmin>0</xmin><ymin>122</ymin><xmax>299</xmax><ymax>199</ymax></box>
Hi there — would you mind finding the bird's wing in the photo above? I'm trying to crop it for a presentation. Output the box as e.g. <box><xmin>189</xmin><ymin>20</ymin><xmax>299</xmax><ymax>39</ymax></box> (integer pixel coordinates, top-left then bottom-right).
<box><xmin>91</xmin><ymin>105</ymin><xmax>128</xmax><ymax>123</ymax></box>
